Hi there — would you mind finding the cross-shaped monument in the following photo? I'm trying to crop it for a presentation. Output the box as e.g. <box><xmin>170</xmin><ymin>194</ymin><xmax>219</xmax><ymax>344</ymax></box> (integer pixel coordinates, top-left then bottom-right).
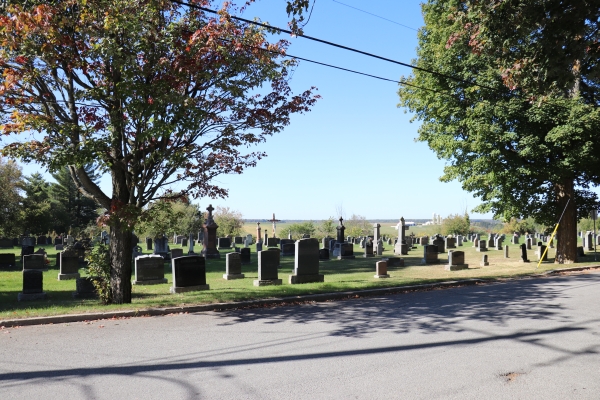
<box><xmin>267</xmin><ymin>213</ymin><xmax>281</xmax><ymax>238</ymax></box>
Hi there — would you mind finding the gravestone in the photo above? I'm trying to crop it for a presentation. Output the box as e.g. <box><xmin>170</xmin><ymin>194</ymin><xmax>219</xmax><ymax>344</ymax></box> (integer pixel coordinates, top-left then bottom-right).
<box><xmin>153</xmin><ymin>236</ymin><xmax>170</xmax><ymax>259</ymax></box>
<box><xmin>421</xmin><ymin>245</ymin><xmax>439</xmax><ymax>264</ymax></box>
<box><xmin>360</xmin><ymin>238</ymin><xmax>366</xmax><ymax>249</ymax></box>
<box><xmin>477</xmin><ymin>240</ymin><xmax>487</xmax><ymax>252</ymax></box>
<box><xmin>457</xmin><ymin>235</ymin><xmax>463</xmax><ymax>246</ymax></box>
<box><xmin>245</xmin><ymin>234</ymin><xmax>253</xmax><ymax>247</ymax></box>
<box><xmin>22</xmin><ymin>254</ymin><xmax>46</xmax><ymax>271</ymax></box>
<box><xmin>336</xmin><ymin>217</ymin><xmax>346</xmax><ymax>244</ymax></box>
<box><xmin>289</xmin><ymin>238</ymin><xmax>324</xmax><ymax>284</ymax></box>
<box><xmin>217</xmin><ymin>237</ymin><xmax>232</xmax><ymax>249</ymax></box>
<box><xmin>512</xmin><ymin>235</ymin><xmax>519</xmax><ymax>245</ymax></box>
<box><xmin>0</xmin><ymin>238</ymin><xmax>13</xmax><ymax>249</ymax></box>
<box><xmin>266</xmin><ymin>237</ymin><xmax>280</xmax><ymax>247</ymax></box>
<box><xmin>55</xmin><ymin>244</ymin><xmax>64</xmax><ymax>251</ymax></box>
<box><xmin>445</xmin><ymin>237</ymin><xmax>456</xmax><ymax>249</ymax></box>
<box><xmin>445</xmin><ymin>250</ymin><xmax>467</xmax><ymax>271</ymax></box>
<box><xmin>420</xmin><ymin>236</ymin><xmax>429</xmax><ymax>246</ymax></box>
<box><xmin>223</xmin><ymin>252</ymin><xmax>245</xmax><ymax>280</ymax></box>
<box><xmin>171</xmin><ymin>248</ymin><xmax>184</xmax><ymax>259</ymax></box>
<box><xmin>538</xmin><ymin>245</ymin><xmax>548</xmax><ymax>262</ymax></box>
<box><xmin>18</xmin><ymin>270</ymin><xmax>47</xmax><ymax>301</ymax></box>
<box><xmin>319</xmin><ymin>248</ymin><xmax>330</xmax><ymax>261</ymax></box>
<box><xmin>387</xmin><ymin>238</ymin><xmax>392</xmax><ymax>245</ymax></box>
<box><xmin>495</xmin><ymin>237</ymin><xmax>504</xmax><ymax>250</ymax></box>
<box><xmin>66</xmin><ymin>235</ymin><xmax>74</xmax><ymax>246</ymax></box>
<box><xmin>170</xmin><ymin>255</ymin><xmax>209</xmax><ymax>293</ymax></box>
<box><xmin>54</xmin><ymin>237</ymin><xmax>63</xmax><ymax>245</ymax></box>
<box><xmin>376</xmin><ymin>238</ymin><xmax>384</xmax><ymax>256</ymax></box>
<box><xmin>384</xmin><ymin>257</ymin><xmax>404</xmax><ymax>268</ymax></box>
<box><xmin>432</xmin><ymin>236</ymin><xmax>445</xmax><ymax>253</ymax></box>
<box><xmin>0</xmin><ymin>253</ymin><xmax>16</xmax><ymax>269</ymax></box>
<box><xmin>334</xmin><ymin>242</ymin><xmax>355</xmax><ymax>260</ymax></box>
<box><xmin>280</xmin><ymin>239</ymin><xmax>295</xmax><ymax>256</ymax></box>
<box><xmin>487</xmin><ymin>235</ymin><xmax>495</xmax><ymax>248</ymax></box>
<box><xmin>472</xmin><ymin>238</ymin><xmax>478</xmax><ymax>248</ymax></box>
<box><xmin>520</xmin><ymin>243</ymin><xmax>530</xmax><ymax>263</ymax></box>
<box><xmin>577</xmin><ymin>246</ymin><xmax>585</xmax><ymax>257</ymax></box>
<box><xmin>321</xmin><ymin>237</ymin><xmax>331</xmax><ymax>249</ymax></box>
<box><xmin>586</xmin><ymin>232</ymin><xmax>594</xmax><ymax>250</ymax></box>
<box><xmin>373</xmin><ymin>223</ymin><xmax>381</xmax><ymax>244</ymax></box>
<box><xmin>363</xmin><ymin>240</ymin><xmax>374</xmax><ymax>258</ymax></box>
<box><xmin>58</xmin><ymin>250</ymin><xmax>80</xmax><ymax>280</ymax></box>
<box><xmin>72</xmin><ymin>277</ymin><xmax>98</xmax><ymax>299</ymax></box>
<box><xmin>234</xmin><ymin>236</ymin><xmax>243</xmax><ymax>245</ymax></box>
<box><xmin>133</xmin><ymin>255</ymin><xmax>168</xmax><ymax>285</ymax></box>
<box><xmin>202</xmin><ymin>204</ymin><xmax>220</xmax><ymax>259</ymax></box>
<box><xmin>240</xmin><ymin>247</ymin><xmax>251</xmax><ymax>264</ymax></box>
<box><xmin>526</xmin><ymin>237</ymin><xmax>533</xmax><ymax>250</ymax></box>
<box><xmin>188</xmin><ymin>233</ymin><xmax>196</xmax><ymax>255</ymax></box>
<box><xmin>504</xmin><ymin>245</ymin><xmax>509</xmax><ymax>258</ymax></box>
<box><xmin>374</xmin><ymin>260</ymin><xmax>389</xmax><ymax>278</ymax></box>
<box><xmin>175</xmin><ymin>235</ymin><xmax>186</xmax><ymax>245</ymax></box>
<box><xmin>480</xmin><ymin>254</ymin><xmax>489</xmax><ymax>266</ymax></box>
<box><xmin>254</xmin><ymin>250</ymin><xmax>282</xmax><ymax>286</ymax></box>
<box><xmin>132</xmin><ymin>245</ymin><xmax>143</xmax><ymax>260</ymax></box>
<box><xmin>181</xmin><ymin>238</ymin><xmax>188</xmax><ymax>247</ymax></box>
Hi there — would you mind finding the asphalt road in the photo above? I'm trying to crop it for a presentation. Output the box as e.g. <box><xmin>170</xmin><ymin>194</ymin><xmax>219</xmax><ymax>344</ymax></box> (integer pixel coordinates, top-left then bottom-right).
<box><xmin>1</xmin><ymin>271</ymin><xmax>600</xmax><ymax>399</ymax></box>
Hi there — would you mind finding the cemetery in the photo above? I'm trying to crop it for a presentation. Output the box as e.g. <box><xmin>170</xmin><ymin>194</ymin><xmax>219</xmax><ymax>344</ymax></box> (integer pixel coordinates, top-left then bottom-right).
<box><xmin>0</xmin><ymin>221</ymin><xmax>599</xmax><ymax>320</ymax></box>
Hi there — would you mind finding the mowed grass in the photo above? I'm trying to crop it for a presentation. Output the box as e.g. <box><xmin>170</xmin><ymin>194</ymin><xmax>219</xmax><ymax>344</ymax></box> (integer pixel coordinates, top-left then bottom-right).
<box><xmin>0</xmin><ymin>233</ymin><xmax>598</xmax><ymax>320</ymax></box>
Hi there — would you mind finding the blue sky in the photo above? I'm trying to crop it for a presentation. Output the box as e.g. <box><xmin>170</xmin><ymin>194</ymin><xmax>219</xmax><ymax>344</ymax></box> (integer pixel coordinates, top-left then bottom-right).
<box><xmin>19</xmin><ymin>0</ymin><xmax>493</xmax><ymax>221</ymax></box>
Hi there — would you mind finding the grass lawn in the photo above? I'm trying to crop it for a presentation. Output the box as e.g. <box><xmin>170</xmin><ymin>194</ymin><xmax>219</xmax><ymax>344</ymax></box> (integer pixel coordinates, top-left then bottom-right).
<box><xmin>1</xmin><ymin>235</ymin><xmax>598</xmax><ymax>320</ymax></box>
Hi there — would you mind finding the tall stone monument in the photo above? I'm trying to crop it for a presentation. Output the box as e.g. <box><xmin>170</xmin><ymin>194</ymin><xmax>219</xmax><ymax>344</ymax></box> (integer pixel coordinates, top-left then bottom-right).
<box><xmin>201</xmin><ymin>204</ymin><xmax>220</xmax><ymax>259</ymax></box>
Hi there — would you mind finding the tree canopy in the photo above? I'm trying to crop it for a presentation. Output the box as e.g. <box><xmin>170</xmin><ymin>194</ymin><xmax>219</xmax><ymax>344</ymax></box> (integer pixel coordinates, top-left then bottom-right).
<box><xmin>0</xmin><ymin>0</ymin><xmax>318</xmax><ymax>302</ymax></box>
<box><xmin>398</xmin><ymin>0</ymin><xmax>600</xmax><ymax>263</ymax></box>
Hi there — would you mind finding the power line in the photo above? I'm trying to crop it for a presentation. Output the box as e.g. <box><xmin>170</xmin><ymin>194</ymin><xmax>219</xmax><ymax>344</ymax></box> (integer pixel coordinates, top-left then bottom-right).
<box><xmin>331</xmin><ymin>0</ymin><xmax>418</xmax><ymax>32</ymax></box>
<box><xmin>169</xmin><ymin>0</ymin><xmax>499</xmax><ymax>93</ymax></box>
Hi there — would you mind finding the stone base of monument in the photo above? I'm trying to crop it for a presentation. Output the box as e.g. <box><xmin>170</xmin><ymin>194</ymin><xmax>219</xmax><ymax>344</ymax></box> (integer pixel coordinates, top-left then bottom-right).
<box><xmin>445</xmin><ymin>264</ymin><xmax>468</xmax><ymax>271</ymax></box>
<box><xmin>223</xmin><ymin>273</ymin><xmax>245</xmax><ymax>280</ymax></box>
<box><xmin>58</xmin><ymin>272</ymin><xmax>80</xmax><ymax>280</ymax></box>
<box><xmin>421</xmin><ymin>259</ymin><xmax>439</xmax><ymax>264</ymax></box>
<box><xmin>519</xmin><ymin>259</ymin><xmax>530</xmax><ymax>263</ymax></box>
<box><xmin>133</xmin><ymin>278</ymin><xmax>168</xmax><ymax>285</ymax></box>
<box><xmin>253</xmin><ymin>279</ymin><xmax>282</xmax><ymax>286</ymax></box>
<box><xmin>18</xmin><ymin>292</ymin><xmax>47</xmax><ymax>301</ymax></box>
<box><xmin>72</xmin><ymin>277</ymin><xmax>98</xmax><ymax>299</ymax></box>
<box><xmin>480</xmin><ymin>261</ymin><xmax>489</xmax><ymax>266</ymax></box>
<box><xmin>362</xmin><ymin>253</ymin><xmax>374</xmax><ymax>258</ymax></box>
<box><xmin>337</xmin><ymin>255</ymin><xmax>355</xmax><ymax>260</ymax></box>
<box><xmin>374</xmin><ymin>274</ymin><xmax>390</xmax><ymax>279</ymax></box>
<box><xmin>384</xmin><ymin>257</ymin><xmax>405</xmax><ymax>268</ymax></box>
<box><xmin>288</xmin><ymin>274</ymin><xmax>324</xmax><ymax>284</ymax></box>
<box><xmin>170</xmin><ymin>284</ymin><xmax>210</xmax><ymax>293</ymax></box>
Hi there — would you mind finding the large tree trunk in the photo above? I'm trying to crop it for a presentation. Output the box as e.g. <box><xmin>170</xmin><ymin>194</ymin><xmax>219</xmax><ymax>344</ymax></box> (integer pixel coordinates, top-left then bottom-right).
<box><xmin>110</xmin><ymin>219</ymin><xmax>132</xmax><ymax>303</ymax></box>
<box><xmin>555</xmin><ymin>178</ymin><xmax>578</xmax><ymax>264</ymax></box>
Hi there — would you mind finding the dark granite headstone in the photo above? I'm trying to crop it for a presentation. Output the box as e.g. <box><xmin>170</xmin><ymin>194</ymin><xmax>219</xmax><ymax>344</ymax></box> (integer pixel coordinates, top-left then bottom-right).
<box><xmin>133</xmin><ymin>255</ymin><xmax>167</xmax><ymax>285</ymax></box>
<box><xmin>0</xmin><ymin>238</ymin><xmax>13</xmax><ymax>248</ymax></box>
<box><xmin>421</xmin><ymin>245</ymin><xmax>439</xmax><ymax>264</ymax></box>
<box><xmin>22</xmin><ymin>254</ymin><xmax>46</xmax><ymax>270</ymax></box>
<box><xmin>181</xmin><ymin>238</ymin><xmax>188</xmax><ymax>247</ymax></box>
<box><xmin>520</xmin><ymin>243</ymin><xmax>530</xmax><ymax>262</ymax></box>
<box><xmin>171</xmin><ymin>248</ymin><xmax>184</xmax><ymax>259</ymax></box>
<box><xmin>363</xmin><ymin>242</ymin><xmax>374</xmax><ymax>258</ymax></box>
<box><xmin>0</xmin><ymin>253</ymin><xmax>16</xmax><ymax>269</ymax></box>
<box><xmin>58</xmin><ymin>251</ymin><xmax>80</xmax><ymax>280</ymax></box>
<box><xmin>37</xmin><ymin>236</ymin><xmax>46</xmax><ymax>245</ymax></box>
<box><xmin>18</xmin><ymin>269</ymin><xmax>47</xmax><ymax>301</ymax></box>
<box><xmin>224</xmin><ymin>252</ymin><xmax>244</xmax><ymax>280</ymax></box>
<box><xmin>240</xmin><ymin>247</ymin><xmax>251</xmax><ymax>264</ymax></box>
<box><xmin>234</xmin><ymin>236</ymin><xmax>243</xmax><ymax>244</ymax></box>
<box><xmin>73</xmin><ymin>277</ymin><xmax>98</xmax><ymax>299</ymax></box>
<box><xmin>54</xmin><ymin>237</ymin><xmax>63</xmax><ymax>245</ymax></box>
<box><xmin>254</xmin><ymin>250</ymin><xmax>281</xmax><ymax>286</ymax></box>
<box><xmin>289</xmin><ymin>238</ymin><xmax>323</xmax><ymax>284</ymax></box>
<box><xmin>217</xmin><ymin>237</ymin><xmax>232</xmax><ymax>249</ymax></box>
<box><xmin>280</xmin><ymin>239</ymin><xmax>295</xmax><ymax>256</ymax></box>
<box><xmin>445</xmin><ymin>250</ymin><xmax>467</xmax><ymax>271</ymax></box>
<box><xmin>319</xmin><ymin>248</ymin><xmax>330</xmax><ymax>261</ymax></box>
<box><xmin>266</xmin><ymin>237</ymin><xmax>280</xmax><ymax>247</ymax></box>
<box><xmin>146</xmin><ymin>237</ymin><xmax>153</xmax><ymax>251</ymax></box>
<box><xmin>171</xmin><ymin>255</ymin><xmax>209</xmax><ymax>293</ymax></box>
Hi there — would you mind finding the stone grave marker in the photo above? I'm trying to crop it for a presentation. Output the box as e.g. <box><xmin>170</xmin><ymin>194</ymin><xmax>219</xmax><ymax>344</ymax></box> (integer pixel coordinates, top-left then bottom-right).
<box><xmin>495</xmin><ymin>237</ymin><xmax>504</xmax><ymax>250</ymax></box>
<box><xmin>171</xmin><ymin>248</ymin><xmax>184</xmax><ymax>259</ymax></box>
<box><xmin>217</xmin><ymin>237</ymin><xmax>232</xmax><ymax>249</ymax></box>
<box><xmin>245</xmin><ymin>234</ymin><xmax>253</xmax><ymax>247</ymax></box>
<box><xmin>238</xmin><ymin>247</ymin><xmax>250</xmax><ymax>265</ymax></box>
<box><xmin>480</xmin><ymin>254</ymin><xmax>489</xmax><ymax>266</ymax></box>
<box><xmin>504</xmin><ymin>245</ymin><xmax>509</xmax><ymax>258</ymax></box>
<box><xmin>538</xmin><ymin>245</ymin><xmax>549</xmax><ymax>262</ymax></box>
<box><xmin>280</xmin><ymin>239</ymin><xmax>295</xmax><ymax>256</ymax></box>
<box><xmin>133</xmin><ymin>255</ymin><xmax>168</xmax><ymax>285</ymax></box>
<box><xmin>421</xmin><ymin>245</ymin><xmax>439</xmax><ymax>264</ymax></box>
<box><xmin>58</xmin><ymin>250</ymin><xmax>80</xmax><ymax>280</ymax></box>
<box><xmin>520</xmin><ymin>243</ymin><xmax>530</xmax><ymax>263</ymax></box>
<box><xmin>375</xmin><ymin>238</ymin><xmax>383</xmax><ymax>256</ymax></box>
<box><xmin>72</xmin><ymin>277</ymin><xmax>97</xmax><ymax>299</ymax></box>
<box><xmin>363</xmin><ymin>240</ymin><xmax>374</xmax><ymax>258</ymax></box>
<box><xmin>577</xmin><ymin>246</ymin><xmax>585</xmax><ymax>257</ymax></box>
<box><xmin>445</xmin><ymin>237</ymin><xmax>456</xmax><ymax>249</ymax></box>
<box><xmin>153</xmin><ymin>236</ymin><xmax>170</xmax><ymax>260</ymax></box>
<box><xmin>170</xmin><ymin>255</ymin><xmax>209</xmax><ymax>293</ymax></box>
<box><xmin>289</xmin><ymin>238</ymin><xmax>324</xmax><ymax>284</ymax></box>
<box><xmin>181</xmin><ymin>238</ymin><xmax>188</xmax><ymax>248</ymax></box>
<box><xmin>319</xmin><ymin>248</ymin><xmax>330</xmax><ymax>261</ymax></box>
<box><xmin>445</xmin><ymin>250</ymin><xmax>467</xmax><ymax>271</ymax></box>
<box><xmin>201</xmin><ymin>204</ymin><xmax>220</xmax><ymax>259</ymax></box>
<box><xmin>22</xmin><ymin>254</ymin><xmax>46</xmax><ymax>271</ymax></box>
<box><xmin>234</xmin><ymin>236</ymin><xmax>243</xmax><ymax>245</ymax></box>
<box><xmin>457</xmin><ymin>235</ymin><xmax>463</xmax><ymax>246</ymax></box>
<box><xmin>254</xmin><ymin>250</ymin><xmax>282</xmax><ymax>286</ymax></box>
<box><xmin>0</xmin><ymin>238</ymin><xmax>13</xmax><ymax>249</ymax></box>
<box><xmin>223</xmin><ymin>252</ymin><xmax>245</xmax><ymax>280</ymax></box>
<box><xmin>0</xmin><ymin>253</ymin><xmax>16</xmax><ymax>270</ymax></box>
<box><xmin>374</xmin><ymin>260</ymin><xmax>389</xmax><ymax>278</ymax></box>
<box><xmin>384</xmin><ymin>257</ymin><xmax>404</xmax><ymax>268</ymax></box>
<box><xmin>54</xmin><ymin>244</ymin><xmax>64</xmax><ymax>251</ymax></box>
<box><xmin>432</xmin><ymin>236</ymin><xmax>445</xmax><ymax>253</ymax></box>
<box><xmin>145</xmin><ymin>237</ymin><xmax>153</xmax><ymax>251</ymax></box>
<box><xmin>18</xmin><ymin>270</ymin><xmax>47</xmax><ymax>301</ymax></box>
<box><xmin>477</xmin><ymin>240</ymin><xmax>487</xmax><ymax>252</ymax></box>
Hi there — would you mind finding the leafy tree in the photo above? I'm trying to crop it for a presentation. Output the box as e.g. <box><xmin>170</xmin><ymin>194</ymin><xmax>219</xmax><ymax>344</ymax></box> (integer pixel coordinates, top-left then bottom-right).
<box><xmin>214</xmin><ymin>206</ymin><xmax>244</xmax><ymax>237</ymax></box>
<box><xmin>21</xmin><ymin>173</ymin><xmax>53</xmax><ymax>235</ymax></box>
<box><xmin>283</xmin><ymin>221</ymin><xmax>316</xmax><ymax>240</ymax></box>
<box><xmin>0</xmin><ymin>158</ymin><xmax>23</xmax><ymax>237</ymax></box>
<box><xmin>0</xmin><ymin>0</ymin><xmax>317</xmax><ymax>303</ymax></box>
<box><xmin>345</xmin><ymin>214</ymin><xmax>370</xmax><ymax>238</ymax></box>
<box><xmin>317</xmin><ymin>217</ymin><xmax>336</xmax><ymax>238</ymax></box>
<box><xmin>136</xmin><ymin>198</ymin><xmax>202</xmax><ymax>239</ymax></box>
<box><xmin>398</xmin><ymin>0</ymin><xmax>600</xmax><ymax>264</ymax></box>
<box><xmin>50</xmin><ymin>165</ymin><xmax>100</xmax><ymax>233</ymax></box>
<box><xmin>441</xmin><ymin>213</ymin><xmax>470</xmax><ymax>236</ymax></box>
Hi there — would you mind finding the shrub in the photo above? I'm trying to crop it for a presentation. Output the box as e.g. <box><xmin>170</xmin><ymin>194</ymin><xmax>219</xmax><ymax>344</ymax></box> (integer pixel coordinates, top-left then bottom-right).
<box><xmin>85</xmin><ymin>243</ymin><xmax>112</xmax><ymax>304</ymax></box>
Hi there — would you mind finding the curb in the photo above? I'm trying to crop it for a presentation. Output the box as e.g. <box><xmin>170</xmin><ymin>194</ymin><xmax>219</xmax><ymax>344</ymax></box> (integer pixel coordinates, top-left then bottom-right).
<box><xmin>0</xmin><ymin>279</ymin><xmax>484</xmax><ymax>328</ymax></box>
<box><xmin>2</xmin><ymin>265</ymin><xmax>600</xmax><ymax>328</ymax></box>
